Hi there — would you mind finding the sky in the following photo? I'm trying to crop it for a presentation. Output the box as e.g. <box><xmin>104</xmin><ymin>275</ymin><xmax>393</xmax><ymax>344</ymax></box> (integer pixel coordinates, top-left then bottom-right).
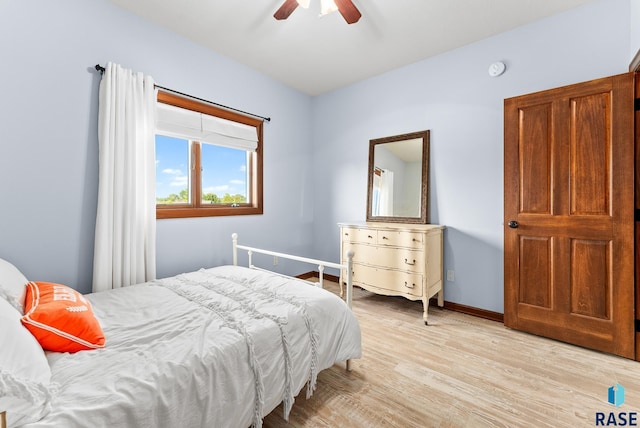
<box><xmin>155</xmin><ymin>135</ymin><xmax>248</xmax><ymax>200</ymax></box>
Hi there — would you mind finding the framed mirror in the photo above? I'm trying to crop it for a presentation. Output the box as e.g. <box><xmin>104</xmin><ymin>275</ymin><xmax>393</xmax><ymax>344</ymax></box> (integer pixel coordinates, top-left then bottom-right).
<box><xmin>366</xmin><ymin>130</ymin><xmax>430</xmax><ymax>224</ymax></box>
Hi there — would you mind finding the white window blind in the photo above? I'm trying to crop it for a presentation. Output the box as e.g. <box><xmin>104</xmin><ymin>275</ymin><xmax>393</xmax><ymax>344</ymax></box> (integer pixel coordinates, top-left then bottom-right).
<box><xmin>156</xmin><ymin>102</ymin><xmax>258</xmax><ymax>151</ymax></box>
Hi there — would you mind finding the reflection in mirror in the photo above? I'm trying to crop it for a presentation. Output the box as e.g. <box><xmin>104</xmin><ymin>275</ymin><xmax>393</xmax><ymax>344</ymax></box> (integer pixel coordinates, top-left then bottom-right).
<box><xmin>371</xmin><ymin>138</ymin><xmax>423</xmax><ymax>217</ymax></box>
<box><xmin>367</xmin><ymin>130</ymin><xmax>429</xmax><ymax>224</ymax></box>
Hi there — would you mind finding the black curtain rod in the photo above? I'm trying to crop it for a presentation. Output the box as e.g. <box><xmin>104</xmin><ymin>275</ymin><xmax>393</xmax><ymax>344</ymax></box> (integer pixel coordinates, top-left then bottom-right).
<box><xmin>94</xmin><ymin>64</ymin><xmax>271</xmax><ymax>122</ymax></box>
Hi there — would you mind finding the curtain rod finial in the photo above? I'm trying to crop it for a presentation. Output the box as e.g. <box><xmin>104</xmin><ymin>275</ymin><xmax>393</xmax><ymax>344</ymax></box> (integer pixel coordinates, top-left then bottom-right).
<box><xmin>95</xmin><ymin>64</ymin><xmax>105</xmax><ymax>74</ymax></box>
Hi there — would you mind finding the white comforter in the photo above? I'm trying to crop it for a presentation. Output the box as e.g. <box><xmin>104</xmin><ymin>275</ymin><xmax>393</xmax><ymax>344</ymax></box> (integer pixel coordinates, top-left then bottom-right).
<box><xmin>23</xmin><ymin>266</ymin><xmax>361</xmax><ymax>428</ymax></box>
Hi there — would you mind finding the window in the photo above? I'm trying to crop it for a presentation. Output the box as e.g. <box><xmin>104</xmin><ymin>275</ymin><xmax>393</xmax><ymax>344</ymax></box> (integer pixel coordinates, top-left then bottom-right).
<box><xmin>155</xmin><ymin>91</ymin><xmax>263</xmax><ymax>219</ymax></box>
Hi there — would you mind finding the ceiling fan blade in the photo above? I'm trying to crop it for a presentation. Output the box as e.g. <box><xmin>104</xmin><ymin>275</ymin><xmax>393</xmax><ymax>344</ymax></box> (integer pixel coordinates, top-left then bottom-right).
<box><xmin>274</xmin><ymin>0</ymin><xmax>299</xmax><ymax>20</ymax></box>
<box><xmin>334</xmin><ymin>0</ymin><xmax>361</xmax><ymax>24</ymax></box>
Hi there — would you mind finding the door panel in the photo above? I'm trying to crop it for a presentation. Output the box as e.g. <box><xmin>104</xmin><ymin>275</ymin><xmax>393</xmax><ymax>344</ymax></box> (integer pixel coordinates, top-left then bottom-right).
<box><xmin>519</xmin><ymin>236</ymin><xmax>551</xmax><ymax>308</ymax></box>
<box><xmin>504</xmin><ymin>73</ymin><xmax>635</xmax><ymax>359</ymax></box>
<box><xmin>570</xmin><ymin>93</ymin><xmax>610</xmax><ymax>215</ymax></box>
<box><xmin>519</xmin><ymin>103</ymin><xmax>552</xmax><ymax>214</ymax></box>
<box><xmin>570</xmin><ymin>239</ymin><xmax>609</xmax><ymax>319</ymax></box>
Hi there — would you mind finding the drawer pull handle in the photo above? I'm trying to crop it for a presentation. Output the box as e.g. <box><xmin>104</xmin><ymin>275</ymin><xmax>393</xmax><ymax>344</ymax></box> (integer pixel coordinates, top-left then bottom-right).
<box><xmin>404</xmin><ymin>281</ymin><xmax>415</xmax><ymax>289</ymax></box>
<box><xmin>404</xmin><ymin>258</ymin><xmax>416</xmax><ymax>266</ymax></box>
<box><xmin>367</xmin><ymin>235</ymin><xmax>373</xmax><ymax>239</ymax></box>
<box><xmin>345</xmin><ymin>233</ymin><xmax>349</xmax><ymax>236</ymax></box>
<box><xmin>382</xmin><ymin>236</ymin><xmax>389</xmax><ymax>240</ymax></box>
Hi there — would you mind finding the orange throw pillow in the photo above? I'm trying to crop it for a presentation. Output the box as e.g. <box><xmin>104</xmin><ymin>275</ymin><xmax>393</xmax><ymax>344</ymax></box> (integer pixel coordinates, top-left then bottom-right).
<box><xmin>21</xmin><ymin>281</ymin><xmax>105</xmax><ymax>353</ymax></box>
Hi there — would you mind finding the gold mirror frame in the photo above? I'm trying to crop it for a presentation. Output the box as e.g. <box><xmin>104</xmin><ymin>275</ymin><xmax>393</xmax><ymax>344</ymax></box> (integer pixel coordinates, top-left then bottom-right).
<box><xmin>366</xmin><ymin>130</ymin><xmax>430</xmax><ymax>224</ymax></box>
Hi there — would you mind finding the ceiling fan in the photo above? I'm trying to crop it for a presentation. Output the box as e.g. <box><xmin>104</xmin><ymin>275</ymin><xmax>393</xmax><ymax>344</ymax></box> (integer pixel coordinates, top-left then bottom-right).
<box><xmin>274</xmin><ymin>0</ymin><xmax>362</xmax><ymax>24</ymax></box>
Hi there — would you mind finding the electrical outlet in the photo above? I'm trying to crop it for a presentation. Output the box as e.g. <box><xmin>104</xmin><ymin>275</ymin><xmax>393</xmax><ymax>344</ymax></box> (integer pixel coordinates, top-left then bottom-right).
<box><xmin>273</xmin><ymin>256</ymin><xmax>278</xmax><ymax>266</ymax></box>
<box><xmin>446</xmin><ymin>270</ymin><xmax>455</xmax><ymax>282</ymax></box>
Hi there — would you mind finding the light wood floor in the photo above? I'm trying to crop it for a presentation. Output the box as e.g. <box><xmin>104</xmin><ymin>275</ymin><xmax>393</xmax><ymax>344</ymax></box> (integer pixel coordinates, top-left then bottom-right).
<box><xmin>263</xmin><ymin>281</ymin><xmax>640</xmax><ymax>427</ymax></box>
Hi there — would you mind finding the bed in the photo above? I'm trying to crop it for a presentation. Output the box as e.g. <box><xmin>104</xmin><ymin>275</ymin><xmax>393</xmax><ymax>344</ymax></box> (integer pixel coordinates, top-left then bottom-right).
<box><xmin>0</xmin><ymin>234</ymin><xmax>360</xmax><ymax>428</ymax></box>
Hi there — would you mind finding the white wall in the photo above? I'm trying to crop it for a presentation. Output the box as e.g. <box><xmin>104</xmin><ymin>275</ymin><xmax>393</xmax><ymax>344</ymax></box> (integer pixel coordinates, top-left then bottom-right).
<box><xmin>310</xmin><ymin>0</ymin><xmax>631</xmax><ymax>313</ymax></box>
<box><xmin>0</xmin><ymin>0</ymin><xmax>314</xmax><ymax>294</ymax></box>
<box><xmin>632</xmin><ymin>0</ymin><xmax>640</xmax><ymax>62</ymax></box>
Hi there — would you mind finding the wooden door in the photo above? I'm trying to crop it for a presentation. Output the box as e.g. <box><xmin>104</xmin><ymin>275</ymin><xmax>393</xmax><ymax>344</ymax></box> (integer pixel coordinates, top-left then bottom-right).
<box><xmin>636</xmin><ymin>75</ymin><xmax>640</xmax><ymax>361</ymax></box>
<box><xmin>504</xmin><ymin>73</ymin><xmax>635</xmax><ymax>359</ymax></box>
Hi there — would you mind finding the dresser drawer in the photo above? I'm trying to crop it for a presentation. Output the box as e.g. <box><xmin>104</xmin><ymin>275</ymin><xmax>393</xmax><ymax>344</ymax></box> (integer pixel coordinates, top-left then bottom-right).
<box><xmin>375</xmin><ymin>246</ymin><xmax>425</xmax><ymax>272</ymax></box>
<box><xmin>343</xmin><ymin>242</ymin><xmax>376</xmax><ymax>264</ymax></box>
<box><xmin>352</xmin><ymin>265</ymin><xmax>423</xmax><ymax>297</ymax></box>
<box><xmin>342</xmin><ymin>227</ymin><xmax>377</xmax><ymax>244</ymax></box>
<box><xmin>377</xmin><ymin>230</ymin><xmax>425</xmax><ymax>249</ymax></box>
<box><xmin>344</xmin><ymin>243</ymin><xmax>425</xmax><ymax>273</ymax></box>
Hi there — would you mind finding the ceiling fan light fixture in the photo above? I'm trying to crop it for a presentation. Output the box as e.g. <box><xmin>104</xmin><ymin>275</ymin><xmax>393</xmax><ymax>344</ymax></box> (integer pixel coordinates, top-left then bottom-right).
<box><xmin>296</xmin><ymin>0</ymin><xmax>311</xmax><ymax>9</ymax></box>
<box><xmin>274</xmin><ymin>0</ymin><xmax>360</xmax><ymax>24</ymax></box>
<box><xmin>320</xmin><ymin>0</ymin><xmax>338</xmax><ymax>16</ymax></box>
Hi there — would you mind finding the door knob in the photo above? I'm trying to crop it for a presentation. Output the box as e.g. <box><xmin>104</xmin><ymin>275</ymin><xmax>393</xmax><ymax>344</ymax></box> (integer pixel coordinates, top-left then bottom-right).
<box><xmin>508</xmin><ymin>220</ymin><xmax>519</xmax><ymax>229</ymax></box>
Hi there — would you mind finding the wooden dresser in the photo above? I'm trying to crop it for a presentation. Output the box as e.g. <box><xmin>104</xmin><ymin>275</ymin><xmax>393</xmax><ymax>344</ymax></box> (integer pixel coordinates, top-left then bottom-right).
<box><xmin>339</xmin><ymin>222</ymin><xmax>445</xmax><ymax>324</ymax></box>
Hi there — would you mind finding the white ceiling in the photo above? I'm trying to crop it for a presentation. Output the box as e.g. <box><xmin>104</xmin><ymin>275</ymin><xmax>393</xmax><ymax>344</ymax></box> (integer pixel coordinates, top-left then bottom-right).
<box><xmin>109</xmin><ymin>0</ymin><xmax>597</xmax><ymax>96</ymax></box>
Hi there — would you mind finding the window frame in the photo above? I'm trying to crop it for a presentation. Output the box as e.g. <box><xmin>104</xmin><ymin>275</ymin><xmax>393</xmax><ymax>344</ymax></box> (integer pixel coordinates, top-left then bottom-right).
<box><xmin>155</xmin><ymin>91</ymin><xmax>263</xmax><ymax>219</ymax></box>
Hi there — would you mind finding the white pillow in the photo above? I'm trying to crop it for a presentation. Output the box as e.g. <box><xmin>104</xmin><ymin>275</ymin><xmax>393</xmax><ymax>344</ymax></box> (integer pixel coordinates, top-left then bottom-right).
<box><xmin>0</xmin><ymin>297</ymin><xmax>52</xmax><ymax>426</ymax></box>
<box><xmin>0</xmin><ymin>257</ymin><xmax>29</xmax><ymax>314</ymax></box>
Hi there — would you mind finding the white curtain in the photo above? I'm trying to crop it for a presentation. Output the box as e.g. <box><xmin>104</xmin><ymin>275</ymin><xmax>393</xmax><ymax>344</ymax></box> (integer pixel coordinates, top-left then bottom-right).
<box><xmin>92</xmin><ymin>62</ymin><xmax>157</xmax><ymax>292</ymax></box>
<box><xmin>378</xmin><ymin>169</ymin><xmax>394</xmax><ymax>216</ymax></box>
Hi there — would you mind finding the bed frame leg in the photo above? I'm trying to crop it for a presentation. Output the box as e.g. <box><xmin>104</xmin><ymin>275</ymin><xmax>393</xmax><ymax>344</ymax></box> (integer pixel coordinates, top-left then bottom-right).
<box><xmin>345</xmin><ymin>250</ymin><xmax>354</xmax><ymax>310</ymax></box>
<box><xmin>318</xmin><ymin>265</ymin><xmax>324</xmax><ymax>288</ymax></box>
<box><xmin>345</xmin><ymin>252</ymin><xmax>354</xmax><ymax>373</ymax></box>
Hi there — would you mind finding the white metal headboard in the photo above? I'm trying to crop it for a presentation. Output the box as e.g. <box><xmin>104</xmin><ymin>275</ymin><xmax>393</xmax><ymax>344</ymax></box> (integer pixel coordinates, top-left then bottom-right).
<box><xmin>231</xmin><ymin>233</ymin><xmax>354</xmax><ymax>309</ymax></box>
